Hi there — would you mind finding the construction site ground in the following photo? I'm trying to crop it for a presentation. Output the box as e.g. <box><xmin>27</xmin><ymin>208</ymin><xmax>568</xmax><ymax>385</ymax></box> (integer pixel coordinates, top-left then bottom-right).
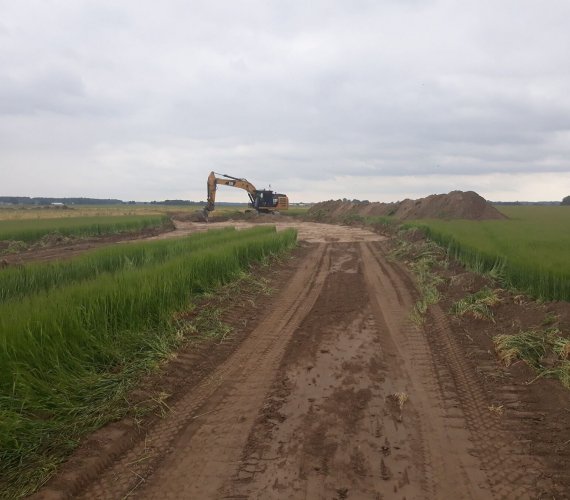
<box><xmin>29</xmin><ymin>219</ymin><xmax>570</xmax><ymax>499</ymax></box>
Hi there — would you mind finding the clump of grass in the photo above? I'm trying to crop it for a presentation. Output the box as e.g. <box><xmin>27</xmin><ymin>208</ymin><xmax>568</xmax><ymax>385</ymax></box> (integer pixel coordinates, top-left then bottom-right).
<box><xmin>188</xmin><ymin>307</ymin><xmax>233</xmax><ymax>342</ymax></box>
<box><xmin>389</xmin><ymin>238</ymin><xmax>445</xmax><ymax>325</ymax></box>
<box><xmin>410</xmin><ymin>245</ymin><xmax>444</xmax><ymax>324</ymax></box>
<box><xmin>1</xmin><ymin>240</ymin><xmax>27</xmax><ymax>255</ymax></box>
<box><xmin>450</xmin><ymin>288</ymin><xmax>501</xmax><ymax>322</ymax></box>
<box><xmin>556</xmin><ymin>362</ymin><xmax>570</xmax><ymax>389</ymax></box>
<box><xmin>494</xmin><ymin>329</ymin><xmax>553</xmax><ymax>368</ymax></box>
<box><xmin>553</xmin><ymin>338</ymin><xmax>570</xmax><ymax>360</ymax></box>
<box><xmin>542</xmin><ymin>311</ymin><xmax>560</xmax><ymax>327</ymax></box>
<box><xmin>494</xmin><ymin>328</ymin><xmax>570</xmax><ymax>389</ymax></box>
<box><xmin>388</xmin><ymin>239</ymin><xmax>413</xmax><ymax>260</ymax></box>
<box><xmin>488</xmin><ymin>404</ymin><xmax>504</xmax><ymax>416</ymax></box>
<box><xmin>392</xmin><ymin>392</ymin><xmax>409</xmax><ymax>410</ymax></box>
<box><xmin>387</xmin><ymin>392</ymin><xmax>409</xmax><ymax>422</ymax></box>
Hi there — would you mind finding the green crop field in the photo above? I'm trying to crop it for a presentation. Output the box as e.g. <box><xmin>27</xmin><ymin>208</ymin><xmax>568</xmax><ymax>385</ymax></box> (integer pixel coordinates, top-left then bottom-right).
<box><xmin>0</xmin><ymin>214</ymin><xmax>171</xmax><ymax>243</ymax></box>
<box><xmin>411</xmin><ymin>206</ymin><xmax>570</xmax><ymax>301</ymax></box>
<box><xmin>0</xmin><ymin>226</ymin><xmax>297</xmax><ymax>496</ymax></box>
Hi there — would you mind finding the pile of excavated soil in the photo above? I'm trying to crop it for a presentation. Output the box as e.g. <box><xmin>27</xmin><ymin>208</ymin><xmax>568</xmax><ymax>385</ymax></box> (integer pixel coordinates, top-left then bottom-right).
<box><xmin>309</xmin><ymin>191</ymin><xmax>507</xmax><ymax>221</ymax></box>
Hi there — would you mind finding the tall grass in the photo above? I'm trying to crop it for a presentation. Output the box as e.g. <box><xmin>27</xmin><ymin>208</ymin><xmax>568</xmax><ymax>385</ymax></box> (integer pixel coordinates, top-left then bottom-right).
<box><xmin>410</xmin><ymin>206</ymin><xmax>570</xmax><ymax>301</ymax></box>
<box><xmin>0</xmin><ymin>215</ymin><xmax>170</xmax><ymax>242</ymax></box>
<box><xmin>0</xmin><ymin>226</ymin><xmax>297</xmax><ymax>497</ymax></box>
<box><xmin>0</xmin><ymin>227</ymin><xmax>262</xmax><ymax>303</ymax></box>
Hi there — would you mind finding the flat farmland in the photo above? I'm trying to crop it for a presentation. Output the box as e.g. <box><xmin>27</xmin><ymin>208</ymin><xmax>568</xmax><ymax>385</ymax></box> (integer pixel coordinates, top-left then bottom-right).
<box><xmin>1</xmin><ymin>216</ymin><xmax>569</xmax><ymax>499</ymax></box>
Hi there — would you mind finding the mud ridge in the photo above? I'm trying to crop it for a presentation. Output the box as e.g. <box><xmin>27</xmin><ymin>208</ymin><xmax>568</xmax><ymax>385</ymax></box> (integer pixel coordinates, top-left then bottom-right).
<box><xmin>309</xmin><ymin>190</ymin><xmax>506</xmax><ymax>221</ymax></box>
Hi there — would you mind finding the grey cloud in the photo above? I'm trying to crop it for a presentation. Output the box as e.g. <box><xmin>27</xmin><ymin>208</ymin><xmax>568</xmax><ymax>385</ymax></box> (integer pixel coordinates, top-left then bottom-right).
<box><xmin>1</xmin><ymin>0</ymin><xmax>569</xmax><ymax>201</ymax></box>
<box><xmin>0</xmin><ymin>69</ymin><xmax>87</xmax><ymax>115</ymax></box>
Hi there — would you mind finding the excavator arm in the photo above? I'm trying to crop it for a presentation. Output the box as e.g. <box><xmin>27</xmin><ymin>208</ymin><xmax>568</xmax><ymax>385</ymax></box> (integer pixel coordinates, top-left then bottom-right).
<box><xmin>205</xmin><ymin>171</ymin><xmax>256</xmax><ymax>213</ymax></box>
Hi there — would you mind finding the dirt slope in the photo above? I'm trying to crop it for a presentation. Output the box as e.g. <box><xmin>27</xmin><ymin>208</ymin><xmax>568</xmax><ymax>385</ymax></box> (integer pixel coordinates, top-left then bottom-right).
<box><xmin>33</xmin><ymin>222</ymin><xmax>570</xmax><ymax>499</ymax></box>
<box><xmin>309</xmin><ymin>190</ymin><xmax>507</xmax><ymax>221</ymax></box>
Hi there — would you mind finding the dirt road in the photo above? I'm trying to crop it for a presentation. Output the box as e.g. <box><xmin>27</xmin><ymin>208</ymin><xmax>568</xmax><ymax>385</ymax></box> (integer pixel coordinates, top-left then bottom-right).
<box><xmin>38</xmin><ymin>222</ymin><xmax>549</xmax><ymax>499</ymax></box>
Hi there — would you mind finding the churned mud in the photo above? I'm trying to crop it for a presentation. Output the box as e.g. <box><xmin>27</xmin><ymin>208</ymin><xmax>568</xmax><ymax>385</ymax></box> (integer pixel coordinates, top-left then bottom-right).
<box><xmin>34</xmin><ymin>222</ymin><xmax>570</xmax><ymax>499</ymax></box>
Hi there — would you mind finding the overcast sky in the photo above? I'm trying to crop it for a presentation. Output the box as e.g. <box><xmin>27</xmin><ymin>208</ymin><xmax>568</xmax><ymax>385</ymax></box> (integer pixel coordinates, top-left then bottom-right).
<box><xmin>1</xmin><ymin>0</ymin><xmax>569</xmax><ymax>202</ymax></box>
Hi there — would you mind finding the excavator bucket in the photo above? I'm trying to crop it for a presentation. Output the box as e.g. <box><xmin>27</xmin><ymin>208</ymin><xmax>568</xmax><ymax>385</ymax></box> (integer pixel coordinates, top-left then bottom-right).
<box><xmin>187</xmin><ymin>208</ymin><xmax>209</xmax><ymax>223</ymax></box>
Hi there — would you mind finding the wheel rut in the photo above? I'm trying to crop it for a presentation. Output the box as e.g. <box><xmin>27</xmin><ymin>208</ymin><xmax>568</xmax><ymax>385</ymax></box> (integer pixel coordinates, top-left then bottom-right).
<box><xmin>36</xmin><ymin>226</ymin><xmax>555</xmax><ymax>499</ymax></box>
<box><xmin>76</xmin><ymin>243</ymin><xmax>330</xmax><ymax>499</ymax></box>
<box><xmin>426</xmin><ymin>304</ymin><xmax>544</xmax><ymax>499</ymax></box>
<box><xmin>223</xmin><ymin>241</ymin><xmax>538</xmax><ymax>499</ymax></box>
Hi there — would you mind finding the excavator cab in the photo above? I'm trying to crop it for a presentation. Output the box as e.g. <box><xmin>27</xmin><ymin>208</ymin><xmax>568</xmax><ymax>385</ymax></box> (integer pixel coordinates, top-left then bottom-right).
<box><xmin>253</xmin><ymin>190</ymin><xmax>288</xmax><ymax>212</ymax></box>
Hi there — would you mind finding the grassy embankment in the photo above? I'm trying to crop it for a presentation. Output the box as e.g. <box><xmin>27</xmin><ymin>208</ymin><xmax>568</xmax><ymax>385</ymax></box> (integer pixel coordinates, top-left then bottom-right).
<box><xmin>409</xmin><ymin>206</ymin><xmax>570</xmax><ymax>301</ymax></box>
<box><xmin>0</xmin><ymin>225</ymin><xmax>297</xmax><ymax>497</ymax></box>
<box><xmin>0</xmin><ymin>214</ymin><xmax>170</xmax><ymax>244</ymax></box>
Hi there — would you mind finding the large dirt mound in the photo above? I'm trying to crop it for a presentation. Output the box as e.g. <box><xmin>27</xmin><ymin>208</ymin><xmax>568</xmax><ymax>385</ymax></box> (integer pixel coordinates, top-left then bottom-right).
<box><xmin>309</xmin><ymin>191</ymin><xmax>506</xmax><ymax>221</ymax></box>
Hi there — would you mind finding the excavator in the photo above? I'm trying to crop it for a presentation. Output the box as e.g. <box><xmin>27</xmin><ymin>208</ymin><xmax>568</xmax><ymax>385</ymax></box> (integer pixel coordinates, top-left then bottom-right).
<box><xmin>203</xmin><ymin>171</ymin><xmax>289</xmax><ymax>218</ymax></box>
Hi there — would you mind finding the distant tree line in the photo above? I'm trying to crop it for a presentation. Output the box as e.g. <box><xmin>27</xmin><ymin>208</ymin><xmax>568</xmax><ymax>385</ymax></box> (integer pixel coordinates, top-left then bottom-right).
<box><xmin>149</xmin><ymin>200</ymin><xmax>200</xmax><ymax>206</ymax></box>
<box><xmin>562</xmin><ymin>196</ymin><xmax>570</xmax><ymax>206</ymax></box>
<box><xmin>0</xmin><ymin>196</ymin><xmax>123</xmax><ymax>205</ymax></box>
<box><xmin>0</xmin><ymin>196</ymin><xmax>250</xmax><ymax>206</ymax></box>
<box><xmin>493</xmin><ymin>201</ymin><xmax>562</xmax><ymax>206</ymax></box>
<box><xmin>339</xmin><ymin>198</ymin><xmax>369</xmax><ymax>204</ymax></box>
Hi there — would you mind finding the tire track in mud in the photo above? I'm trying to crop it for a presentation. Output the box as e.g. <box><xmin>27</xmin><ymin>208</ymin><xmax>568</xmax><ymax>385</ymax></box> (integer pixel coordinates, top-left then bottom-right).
<box><xmin>224</xmin><ymin>242</ymin><xmax>490</xmax><ymax>499</ymax></box>
<box><xmin>361</xmin><ymin>242</ymin><xmax>492</xmax><ymax>499</ymax></box>
<box><xmin>226</xmin><ymin>240</ymin><xmax>542</xmax><ymax>499</ymax></box>
<box><xmin>426</xmin><ymin>305</ymin><xmax>545</xmax><ymax>499</ymax></box>
<box><xmin>74</xmin><ymin>243</ymin><xmax>331</xmax><ymax>500</ymax></box>
<box><xmin>223</xmin><ymin>243</ymin><xmax>402</xmax><ymax>499</ymax></box>
<box><xmin>365</xmin><ymin>241</ymin><xmax>545</xmax><ymax>499</ymax></box>
<box><xmin>35</xmin><ymin>228</ymin><xmax>552</xmax><ymax>499</ymax></box>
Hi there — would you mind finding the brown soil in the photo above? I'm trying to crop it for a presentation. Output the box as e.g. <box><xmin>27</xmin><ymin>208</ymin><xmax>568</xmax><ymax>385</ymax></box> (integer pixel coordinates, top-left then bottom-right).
<box><xmin>0</xmin><ymin>218</ymin><xmax>379</xmax><ymax>265</ymax></box>
<box><xmin>309</xmin><ymin>190</ymin><xmax>507</xmax><ymax>221</ymax></box>
<box><xmin>28</xmin><ymin>222</ymin><xmax>570</xmax><ymax>499</ymax></box>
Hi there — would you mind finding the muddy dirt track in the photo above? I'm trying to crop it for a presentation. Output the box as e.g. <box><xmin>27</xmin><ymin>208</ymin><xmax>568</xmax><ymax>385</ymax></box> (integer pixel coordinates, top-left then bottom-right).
<box><xmin>36</xmin><ymin>222</ymin><xmax>559</xmax><ymax>499</ymax></box>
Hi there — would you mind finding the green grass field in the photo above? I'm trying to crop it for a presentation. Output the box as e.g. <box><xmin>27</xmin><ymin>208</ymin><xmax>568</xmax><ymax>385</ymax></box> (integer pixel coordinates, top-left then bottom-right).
<box><xmin>411</xmin><ymin>206</ymin><xmax>570</xmax><ymax>301</ymax></box>
<box><xmin>0</xmin><ymin>214</ymin><xmax>171</xmax><ymax>243</ymax></box>
<box><xmin>0</xmin><ymin>226</ymin><xmax>297</xmax><ymax>497</ymax></box>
